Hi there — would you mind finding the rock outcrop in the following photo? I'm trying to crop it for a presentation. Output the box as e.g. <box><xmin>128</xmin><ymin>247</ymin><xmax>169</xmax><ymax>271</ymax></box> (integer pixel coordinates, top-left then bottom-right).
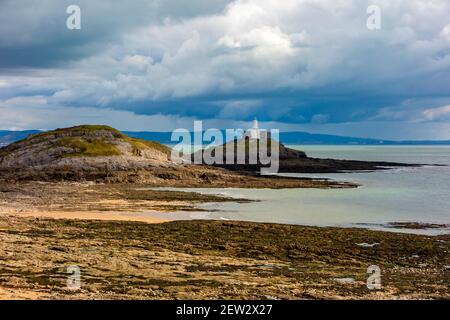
<box><xmin>192</xmin><ymin>136</ymin><xmax>416</xmax><ymax>173</ymax></box>
<box><xmin>0</xmin><ymin>125</ymin><xmax>175</xmax><ymax>181</ymax></box>
<box><xmin>192</xmin><ymin>137</ymin><xmax>306</xmax><ymax>164</ymax></box>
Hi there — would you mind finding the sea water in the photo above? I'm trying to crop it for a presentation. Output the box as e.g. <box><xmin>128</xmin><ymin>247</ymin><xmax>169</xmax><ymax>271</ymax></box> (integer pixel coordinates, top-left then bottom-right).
<box><xmin>153</xmin><ymin>146</ymin><xmax>450</xmax><ymax>235</ymax></box>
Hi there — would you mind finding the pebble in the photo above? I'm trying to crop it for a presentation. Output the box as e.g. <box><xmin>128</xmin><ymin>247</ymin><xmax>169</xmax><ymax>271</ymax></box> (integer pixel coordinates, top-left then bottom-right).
<box><xmin>356</xmin><ymin>242</ymin><xmax>379</xmax><ymax>248</ymax></box>
<box><xmin>264</xmin><ymin>295</ymin><xmax>281</xmax><ymax>300</ymax></box>
<box><xmin>333</xmin><ymin>277</ymin><xmax>355</xmax><ymax>284</ymax></box>
<box><xmin>418</xmin><ymin>263</ymin><xmax>428</xmax><ymax>268</ymax></box>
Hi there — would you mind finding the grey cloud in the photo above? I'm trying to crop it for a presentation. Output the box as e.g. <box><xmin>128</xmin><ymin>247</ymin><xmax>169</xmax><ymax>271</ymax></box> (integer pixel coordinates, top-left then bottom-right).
<box><xmin>0</xmin><ymin>0</ymin><xmax>231</xmax><ymax>67</ymax></box>
<box><xmin>0</xmin><ymin>0</ymin><xmax>450</xmax><ymax>139</ymax></box>
<box><xmin>47</xmin><ymin>1</ymin><xmax>450</xmax><ymax>105</ymax></box>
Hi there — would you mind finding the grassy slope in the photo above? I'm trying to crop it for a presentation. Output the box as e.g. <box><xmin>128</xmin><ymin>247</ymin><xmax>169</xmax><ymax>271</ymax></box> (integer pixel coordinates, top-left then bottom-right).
<box><xmin>55</xmin><ymin>137</ymin><xmax>122</xmax><ymax>157</ymax></box>
<box><xmin>1</xmin><ymin>125</ymin><xmax>171</xmax><ymax>158</ymax></box>
<box><xmin>32</xmin><ymin>125</ymin><xmax>125</xmax><ymax>139</ymax></box>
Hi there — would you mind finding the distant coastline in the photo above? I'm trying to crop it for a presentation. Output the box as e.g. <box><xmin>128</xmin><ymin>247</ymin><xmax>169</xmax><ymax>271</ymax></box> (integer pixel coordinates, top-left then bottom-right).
<box><xmin>127</xmin><ymin>130</ymin><xmax>450</xmax><ymax>146</ymax></box>
<box><xmin>1</xmin><ymin>129</ymin><xmax>450</xmax><ymax>147</ymax></box>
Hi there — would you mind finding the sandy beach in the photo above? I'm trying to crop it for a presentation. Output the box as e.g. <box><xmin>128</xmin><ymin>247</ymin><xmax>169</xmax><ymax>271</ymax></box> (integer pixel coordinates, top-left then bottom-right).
<box><xmin>11</xmin><ymin>210</ymin><xmax>171</xmax><ymax>224</ymax></box>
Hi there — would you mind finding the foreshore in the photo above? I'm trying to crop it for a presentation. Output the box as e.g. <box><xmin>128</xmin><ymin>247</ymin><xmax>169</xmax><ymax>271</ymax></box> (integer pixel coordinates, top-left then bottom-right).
<box><xmin>0</xmin><ymin>178</ymin><xmax>352</xmax><ymax>220</ymax></box>
<box><xmin>0</xmin><ymin>181</ymin><xmax>449</xmax><ymax>300</ymax></box>
<box><xmin>0</xmin><ymin>216</ymin><xmax>448</xmax><ymax>300</ymax></box>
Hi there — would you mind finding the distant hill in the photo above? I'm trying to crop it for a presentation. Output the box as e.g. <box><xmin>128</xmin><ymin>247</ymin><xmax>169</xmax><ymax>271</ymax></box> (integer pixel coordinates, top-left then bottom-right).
<box><xmin>122</xmin><ymin>131</ymin><xmax>450</xmax><ymax>146</ymax></box>
<box><xmin>1</xmin><ymin>129</ymin><xmax>449</xmax><ymax>146</ymax></box>
<box><xmin>277</xmin><ymin>132</ymin><xmax>450</xmax><ymax>145</ymax></box>
<box><xmin>0</xmin><ymin>130</ymin><xmax>40</xmax><ymax>146</ymax></box>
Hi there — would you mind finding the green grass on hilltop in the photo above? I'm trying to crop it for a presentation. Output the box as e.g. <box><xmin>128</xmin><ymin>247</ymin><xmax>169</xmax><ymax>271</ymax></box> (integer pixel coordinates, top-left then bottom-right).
<box><xmin>1</xmin><ymin>125</ymin><xmax>172</xmax><ymax>159</ymax></box>
<box><xmin>31</xmin><ymin>125</ymin><xmax>126</xmax><ymax>140</ymax></box>
<box><xmin>55</xmin><ymin>137</ymin><xmax>122</xmax><ymax>157</ymax></box>
<box><xmin>125</xmin><ymin>138</ymin><xmax>171</xmax><ymax>156</ymax></box>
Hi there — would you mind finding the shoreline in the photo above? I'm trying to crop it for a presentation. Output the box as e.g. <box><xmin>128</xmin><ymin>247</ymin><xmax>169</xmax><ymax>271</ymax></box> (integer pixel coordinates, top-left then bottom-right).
<box><xmin>8</xmin><ymin>210</ymin><xmax>172</xmax><ymax>224</ymax></box>
<box><xmin>4</xmin><ymin>209</ymin><xmax>449</xmax><ymax>236</ymax></box>
<box><xmin>1</xmin><ymin>180</ymin><xmax>448</xmax><ymax>236</ymax></box>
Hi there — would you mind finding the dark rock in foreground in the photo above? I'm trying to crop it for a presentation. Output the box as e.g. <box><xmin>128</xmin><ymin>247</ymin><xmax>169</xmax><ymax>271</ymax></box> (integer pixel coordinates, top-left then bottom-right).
<box><xmin>1</xmin><ymin>216</ymin><xmax>448</xmax><ymax>299</ymax></box>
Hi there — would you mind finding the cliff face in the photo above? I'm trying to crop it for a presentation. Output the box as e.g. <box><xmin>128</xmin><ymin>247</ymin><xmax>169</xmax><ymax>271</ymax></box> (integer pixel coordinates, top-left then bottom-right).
<box><xmin>0</xmin><ymin>125</ymin><xmax>173</xmax><ymax>173</ymax></box>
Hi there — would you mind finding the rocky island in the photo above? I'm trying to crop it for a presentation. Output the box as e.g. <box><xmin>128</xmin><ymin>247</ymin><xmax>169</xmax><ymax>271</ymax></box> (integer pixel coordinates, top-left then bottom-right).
<box><xmin>0</xmin><ymin>125</ymin><xmax>351</xmax><ymax>187</ymax></box>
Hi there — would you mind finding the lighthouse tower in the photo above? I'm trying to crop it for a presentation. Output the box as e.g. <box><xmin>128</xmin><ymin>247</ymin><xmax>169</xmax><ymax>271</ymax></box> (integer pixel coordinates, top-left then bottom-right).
<box><xmin>245</xmin><ymin>118</ymin><xmax>261</xmax><ymax>140</ymax></box>
<box><xmin>253</xmin><ymin>119</ymin><xmax>259</xmax><ymax>131</ymax></box>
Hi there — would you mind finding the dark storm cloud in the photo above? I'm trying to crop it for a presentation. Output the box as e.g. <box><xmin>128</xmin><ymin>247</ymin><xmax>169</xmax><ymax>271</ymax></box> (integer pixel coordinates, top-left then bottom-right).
<box><xmin>0</xmin><ymin>0</ymin><xmax>231</xmax><ymax>67</ymax></box>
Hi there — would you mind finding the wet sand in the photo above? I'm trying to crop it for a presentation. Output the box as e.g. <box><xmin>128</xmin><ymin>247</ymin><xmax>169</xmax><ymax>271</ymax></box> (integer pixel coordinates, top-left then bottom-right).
<box><xmin>11</xmin><ymin>210</ymin><xmax>171</xmax><ymax>224</ymax></box>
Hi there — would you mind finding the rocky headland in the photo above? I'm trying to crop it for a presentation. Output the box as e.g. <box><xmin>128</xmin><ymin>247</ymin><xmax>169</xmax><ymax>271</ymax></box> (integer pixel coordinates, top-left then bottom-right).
<box><xmin>0</xmin><ymin>125</ymin><xmax>418</xmax><ymax>185</ymax></box>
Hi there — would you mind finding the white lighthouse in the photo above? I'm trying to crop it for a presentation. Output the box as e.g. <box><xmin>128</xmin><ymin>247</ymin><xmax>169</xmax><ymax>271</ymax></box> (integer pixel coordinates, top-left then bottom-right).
<box><xmin>252</xmin><ymin>119</ymin><xmax>258</xmax><ymax>130</ymax></box>
<box><xmin>245</xmin><ymin>118</ymin><xmax>263</xmax><ymax>140</ymax></box>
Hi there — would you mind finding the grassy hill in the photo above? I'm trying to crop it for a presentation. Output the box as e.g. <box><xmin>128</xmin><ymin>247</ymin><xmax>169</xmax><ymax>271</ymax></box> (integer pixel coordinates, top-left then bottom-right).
<box><xmin>0</xmin><ymin>125</ymin><xmax>170</xmax><ymax>159</ymax></box>
<box><xmin>0</xmin><ymin>125</ymin><xmax>174</xmax><ymax>180</ymax></box>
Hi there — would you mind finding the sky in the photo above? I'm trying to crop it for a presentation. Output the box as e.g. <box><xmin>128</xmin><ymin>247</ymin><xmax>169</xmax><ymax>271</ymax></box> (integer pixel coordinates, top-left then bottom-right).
<box><xmin>1</xmin><ymin>0</ymin><xmax>450</xmax><ymax>140</ymax></box>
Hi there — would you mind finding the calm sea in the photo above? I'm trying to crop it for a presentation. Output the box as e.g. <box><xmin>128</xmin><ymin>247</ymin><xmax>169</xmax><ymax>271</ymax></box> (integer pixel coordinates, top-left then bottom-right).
<box><xmin>154</xmin><ymin>146</ymin><xmax>450</xmax><ymax>235</ymax></box>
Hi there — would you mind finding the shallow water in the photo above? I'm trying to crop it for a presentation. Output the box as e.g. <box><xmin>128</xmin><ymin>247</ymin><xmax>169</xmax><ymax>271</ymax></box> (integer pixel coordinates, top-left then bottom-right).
<box><xmin>151</xmin><ymin>146</ymin><xmax>450</xmax><ymax>235</ymax></box>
